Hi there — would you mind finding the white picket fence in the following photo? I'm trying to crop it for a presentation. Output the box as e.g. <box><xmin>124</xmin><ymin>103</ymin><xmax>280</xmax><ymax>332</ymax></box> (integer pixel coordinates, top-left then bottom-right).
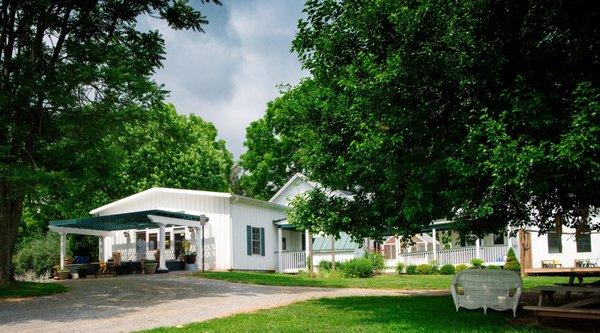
<box><xmin>277</xmin><ymin>251</ymin><xmax>306</xmax><ymax>273</ymax></box>
<box><xmin>395</xmin><ymin>245</ymin><xmax>510</xmax><ymax>266</ymax></box>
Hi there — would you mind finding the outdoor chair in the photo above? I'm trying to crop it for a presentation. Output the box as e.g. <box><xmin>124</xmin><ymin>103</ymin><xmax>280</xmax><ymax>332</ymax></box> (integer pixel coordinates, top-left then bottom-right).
<box><xmin>541</xmin><ymin>260</ymin><xmax>562</xmax><ymax>268</ymax></box>
<box><xmin>451</xmin><ymin>269</ymin><xmax>523</xmax><ymax>317</ymax></box>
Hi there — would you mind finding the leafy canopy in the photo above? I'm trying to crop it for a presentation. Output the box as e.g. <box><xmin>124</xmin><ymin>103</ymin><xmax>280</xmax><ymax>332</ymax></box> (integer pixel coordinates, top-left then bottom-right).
<box><xmin>252</xmin><ymin>0</ymin><xmax>600</xmax><ymax>240</ymax></box>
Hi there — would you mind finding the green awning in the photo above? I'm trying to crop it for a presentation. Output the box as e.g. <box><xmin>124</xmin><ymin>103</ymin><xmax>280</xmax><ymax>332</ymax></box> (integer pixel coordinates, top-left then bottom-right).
<box><xmin>49</xmin><ymin>209</ymin><xmax>203</xmax><ymax>232</ymax></box>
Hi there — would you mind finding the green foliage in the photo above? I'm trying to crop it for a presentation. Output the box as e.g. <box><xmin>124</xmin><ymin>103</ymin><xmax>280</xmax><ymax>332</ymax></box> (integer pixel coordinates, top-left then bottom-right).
<box><xmin>340</xmin><ymin>258</ymin><xmax>375</xmax><ymax>278</ymax></box>
<box><xmin>317</xmin><ymin>260</ymin><xmax>342</xmax><ymax>272</ymax></box>
<box><xmin>364</xmin><ymin>251</ymin><xmax>385</xmax><ymax>275</ymax></box>
<box><xmin>0</xmin><ymin>0</ymin><xmax>222</xmax><ymax>282</ymax></box>
<box><xmin>455</xmin><ymin>264</ymin><xmax>469</xmax><ymax>273</ymax></box>
<box><xmin>470</xmin><ymin>259</ymin><xmax>485</xmax><ymax>269</ymax></box>
<box><xmin>486</xmin><ymin>265</ymin><xmax>500</xmax><ymax>270</ymax></box>
<box><xmin>13</xmin><ymin>234</ymin><xmax>62</xmax><ymax>277</ymax></box>
<box><xmin>503</xmin><ymin>248</ymin><xmax>521</xmax><ymax>273</ymax></box>
<box><xmin>245</xmin><ymin>0</ymin><xmax>600</xmax><ymax>241</ymax></box>
<box><xmin>415</xmin><ymin>264</ymin><xmax>437</xmax><ymax>275</ymax></box>
<box><xmin>405</xmin><ymin>265</ymin><xmax>418</xmax><ymax>275</ymax></box>
<box><xmin>395</xmin><ymin>262</ymin><xmax>406</xmax><ymax>275</ymax></box>
<box><xmin>439</xmin><ymin>264</ymin><xmax>456</xmax><ymax>275</ymax></box>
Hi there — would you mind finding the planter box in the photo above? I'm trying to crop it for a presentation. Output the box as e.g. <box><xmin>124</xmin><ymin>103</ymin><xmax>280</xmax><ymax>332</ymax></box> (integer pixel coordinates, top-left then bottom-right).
<box><xmin>185</xmin><ymin>263</ymin><xmax>199</xmax><ymax>271</ymax></box>
<box><xmin>145</xmin><ymin>263</ymin><xmax>158</xmax><ymax>274</ymax></box>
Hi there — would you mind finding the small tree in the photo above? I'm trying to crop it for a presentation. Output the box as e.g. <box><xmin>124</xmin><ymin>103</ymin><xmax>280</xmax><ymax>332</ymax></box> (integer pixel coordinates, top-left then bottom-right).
<box><xmin>503</xmin><ymin>248</ymin><xmax>521</xmax><ymax>273</ymax></box>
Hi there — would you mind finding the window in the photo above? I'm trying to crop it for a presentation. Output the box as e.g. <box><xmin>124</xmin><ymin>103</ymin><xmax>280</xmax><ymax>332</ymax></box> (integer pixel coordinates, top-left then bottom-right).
<box><xmin>282</xmin><ymin>237</ymin><xmax>287</xmax><ymax>251</ymax></box>
<box><xmin>301</xmin><ymin>233</ymin><xmax>306</xmax><ymax>251</ymax></box>
<box><xmin>251</xmin><ymin>227</ymin><xmax>261</xmax><ymax>255</ymax></box>
<box><xmin>576</xmin><ymin>227</ymin><xmax>591</xmax><ymax>253</ymax></box>
<box><xmin>547</xmin><ymin>231</ymin><xmax>562</xmax><ymax>253</ymax></box>
<box><xmin>148</xmin><ymin>233</ymin><xmax>157</xmax><ymax>250</ymax></box>
<box><xmin>460</xmin><ymin>234</ymin><xmax>476</xmax><ymax>247</ymax></box>
<box><xmin>165</xmin><ymin>232</ymin><xmax>171</xmax><ymax>250</ymax></box>
<box><xmin>493</xmin><ymin>233</ymin><xmax>505</xmax><ymax>245</ymax></box>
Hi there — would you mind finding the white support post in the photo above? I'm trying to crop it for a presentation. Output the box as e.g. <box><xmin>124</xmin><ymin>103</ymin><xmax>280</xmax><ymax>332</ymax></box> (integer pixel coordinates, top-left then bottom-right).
<box><xmin>194</xmin><ymin>227</ymin><xmax>202</xmax><ymax>271</ymax></box>
<box><xmin>475</xmin><ymin>237</ymin><xmax>481</xmax><ymax>259</ymax></box>
<box><xmin>60</xmin><ymin>232</ymin><xmax>67</xmax><ymax>269</ymax></box>
<box><xmin>305</xmin><ymin>230</ymin><xmax>311</xmax><ymax>269</ymax></box>
<box><xmin>98</xmin><ymin>236</ymin><xmax>105</xmax><ymax>261</ymax></box>
<box><xmin>432</xmin><ymin>228</ymin><xmax>437</xmax><ymax>262</ymax></box>
<box><xmin>277</xmin><ymin>227</ymin><xmax>283</xmax><ymax>272</ymax></box>
<box><xmin>158</xmin><ymin>224</ymin><xmax>168</xmax><ymax>271</ymax></box>
<box><xmin>394</xmin><ymin>236</ymin><xmax>400</xmax><ymax>260</ymax></box>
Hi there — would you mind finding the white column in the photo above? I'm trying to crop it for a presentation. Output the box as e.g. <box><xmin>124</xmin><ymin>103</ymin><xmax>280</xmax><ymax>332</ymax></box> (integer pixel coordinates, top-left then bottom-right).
<box><xmin>277</xmin><ymin>227</ymin><xmax>283</xmax><ymax>272</ymax></box>
<box><xmin>194</xmin><ymin>227</ymin><xmax>202</xmax><ymax>271</ymax></box>
<box><xmin>98</xmin><ymin>236</ymin><xmax>105</xmax><ymax>261</ymax></box>
<box><xmin>475</xmin><ymin>237</ymin><xmax>481</xmax><ymax>259</ymax></box>
<box><xmin>158</xmin><ymin>224</ymin><xmax>168</xmax><ymax>271</ymax></box>
<box><xmin>60</xmin><ymin>232</ymin><xmax>67</xmax><ymax>269</ymax></box>
<box><xmin>305</xmin><ymin>230</ymin><xmax>311</xmax><ymax>269</ymax></box>
<box><xmin>432</xmin><ymin>229</ymin><xmax>437</xmax><ymax>261</ymax></box>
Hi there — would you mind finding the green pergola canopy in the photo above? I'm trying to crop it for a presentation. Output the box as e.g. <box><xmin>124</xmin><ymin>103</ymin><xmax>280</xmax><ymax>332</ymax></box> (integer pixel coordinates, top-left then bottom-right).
<box><xmin>49</xmin><ymin>209</ymin><xmax>204</xmax><ymax>232</ymax></box>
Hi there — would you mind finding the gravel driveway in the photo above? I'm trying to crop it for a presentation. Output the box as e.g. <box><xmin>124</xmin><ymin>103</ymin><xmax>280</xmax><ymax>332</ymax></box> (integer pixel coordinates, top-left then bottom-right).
<box><xmin>0</xmin><ymin>272</ymin><xmax>445</xmax><ymax>333</ymax></box>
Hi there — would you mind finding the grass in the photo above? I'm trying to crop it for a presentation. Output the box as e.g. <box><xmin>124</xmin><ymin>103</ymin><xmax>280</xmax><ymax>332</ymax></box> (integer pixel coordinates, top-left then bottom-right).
<box><xmin>143</xmin><ymin>295</ymin><xmax>550</xmax><ymax>332</ymax></box>
<box><xmin>0</xmin><ymin>281</ymin><xmax>68</xmax><ymax>298</ymax></box>
<box><xmin>195</xmin><ymin>271</ymin><xmax>575</xmax><ymax>290</ymax></box>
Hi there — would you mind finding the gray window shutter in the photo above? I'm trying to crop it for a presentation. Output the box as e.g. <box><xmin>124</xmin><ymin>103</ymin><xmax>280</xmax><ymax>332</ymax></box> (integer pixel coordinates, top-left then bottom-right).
<box><xmin>260</xmin><ymin>227</ymin><xmax>265</xmax><ymax>256</ymax></box>
<box><xmin>246</xmin><ymin>225</ymin><xmax>252</xmax><ymax>255</ymax></box>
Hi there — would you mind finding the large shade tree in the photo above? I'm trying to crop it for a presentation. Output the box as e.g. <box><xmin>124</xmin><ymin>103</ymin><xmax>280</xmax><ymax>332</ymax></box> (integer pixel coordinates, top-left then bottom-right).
<box><xmin>250</xmin><ymin>0</ymin><xmax>600</xmax><ymax>240</ymax></box>
<box><xmin>0</xmin><ymin>0</ymin><xmax>221</xmax><ymax>284</ymax></box>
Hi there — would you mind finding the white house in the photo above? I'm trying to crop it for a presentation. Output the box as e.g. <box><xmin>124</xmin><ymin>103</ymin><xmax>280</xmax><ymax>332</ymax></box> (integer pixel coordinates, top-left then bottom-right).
<box><xmin>49</xmin><ymin>188</ymin><xmax>311</xmax><ymax>273</ymax></box>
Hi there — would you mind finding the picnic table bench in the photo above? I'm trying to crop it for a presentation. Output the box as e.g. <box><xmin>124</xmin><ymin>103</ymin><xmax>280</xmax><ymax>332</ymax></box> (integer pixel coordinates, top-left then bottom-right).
<box><xmin>524</xmin><ymin>286</ymin><xmax>600</xmax><ymax>321</ymax></box>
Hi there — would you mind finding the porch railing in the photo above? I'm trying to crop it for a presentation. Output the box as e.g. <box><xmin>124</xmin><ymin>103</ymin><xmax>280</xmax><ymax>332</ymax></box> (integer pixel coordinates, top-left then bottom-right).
<box><xmin>277</xmin><ymin>251</ymin><xmax>306</xmax><ymax>273</ymax></box>
<box><xmin>396</xmin><ymin>245</ymin><xmax>509</xmax><ymax>266</ymax></box>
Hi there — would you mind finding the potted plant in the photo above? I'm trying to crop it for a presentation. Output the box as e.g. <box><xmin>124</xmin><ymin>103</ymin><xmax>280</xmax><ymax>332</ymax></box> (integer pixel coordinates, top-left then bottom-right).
<box><xmin>184</xmin><ymin>251</ymin><xmax>197</xmax><ymax>264</ymax></box>
<box><xmin>57</xmin><ymin>268</ymin><xmax>70</xmax><ymax>280</ymax></box>
<box><xmin>144</xmin><ymin>260</ymin><xmax>158</xmax><ymax>274</ymax></box>
<box><xmin>76</xmin><ymin>265</ymin><xmax>89</xmax><ymax>279</ymax></box>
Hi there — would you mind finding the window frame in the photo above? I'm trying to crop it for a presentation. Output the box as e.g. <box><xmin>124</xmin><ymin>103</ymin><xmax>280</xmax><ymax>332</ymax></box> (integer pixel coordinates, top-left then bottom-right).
<box><xmin>547</xmin><ymin>231</ymin><xmax>562</xmax><ymax>254</ymax></box>
<box><xmin>251</xmin><ymin>227</ymin><xmax>261</xmax><ymax>255</ymax></box>
<box><xmin>576</xmin><ymin>227</ymin><xmax>592</xmax><ymax>253</ymax></box>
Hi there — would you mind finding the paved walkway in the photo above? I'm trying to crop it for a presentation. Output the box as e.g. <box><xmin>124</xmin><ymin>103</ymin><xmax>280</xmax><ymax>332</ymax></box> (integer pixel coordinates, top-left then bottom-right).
<box><xmin>0</xmin><ymin>272</ymin><xmax>446</xmax><ymax>333</ymax></box>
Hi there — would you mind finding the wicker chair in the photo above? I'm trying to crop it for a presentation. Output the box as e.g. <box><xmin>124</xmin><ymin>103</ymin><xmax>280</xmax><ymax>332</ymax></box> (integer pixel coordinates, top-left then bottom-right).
<box><xmin>451</xmin><ymin>269</ymin><xmax>523</xmax><ymax>317</ymax></box>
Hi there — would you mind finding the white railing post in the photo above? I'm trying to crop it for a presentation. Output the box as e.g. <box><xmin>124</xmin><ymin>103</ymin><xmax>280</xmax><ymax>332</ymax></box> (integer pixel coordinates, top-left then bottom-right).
<box><xmin>305</xmin><ymin>230</ymin><xmax>311</xmax><ymax>270</ymax></box>
<box><xmin>475</xmin><ymin>238</ymin><xmax>481</xmax><ymax>259</ymax></box>
<box><xmin>432</xmin><ymin>229</ymin><xmax>437</xmax><ymax>262</ymax></box>
<box><xmin>158</xmin><ymin>224</ymin><xmax>168</xmax><ymax>271</ymax></box>
<box><xmin>277</xmin><ymin>227</ymin><xmax>283</xmax><ymax>273</ymax></box>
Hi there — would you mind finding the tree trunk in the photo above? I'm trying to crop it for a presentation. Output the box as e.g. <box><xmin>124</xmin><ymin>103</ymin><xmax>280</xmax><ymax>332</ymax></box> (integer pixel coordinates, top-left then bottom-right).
<box><xmin>0</xmin><ymin>180</ymin><xmax>24</xmax><ymax>285</ymax></box>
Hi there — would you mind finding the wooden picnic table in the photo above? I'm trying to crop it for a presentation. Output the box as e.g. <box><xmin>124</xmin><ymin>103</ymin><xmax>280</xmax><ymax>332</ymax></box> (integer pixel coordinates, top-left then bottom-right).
<box><xmin>524</xmin><ymin>267</ymin><xmax>600</xmax><ymax>286</ymax></box>
<box><xmin>524</xmin><ymin>285</ymin><xmax>600</xmax><ymax>321</ymax></box>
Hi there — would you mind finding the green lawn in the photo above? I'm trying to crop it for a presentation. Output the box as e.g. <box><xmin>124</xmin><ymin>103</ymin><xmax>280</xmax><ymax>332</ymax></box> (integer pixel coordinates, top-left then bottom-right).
<box><xmin>0</xmin><ymin>281</ymin><xmax>68</xmax><ymax>298</ymax></box>
<box><xmin>143</xmin><ymin>295</ymin><xmax>550</xmax><ymax>333</ymax></box>
<box><xmin>196</xmin><ymin>271</ymin><xmax>575</xmax><ymax>290</ymax></box>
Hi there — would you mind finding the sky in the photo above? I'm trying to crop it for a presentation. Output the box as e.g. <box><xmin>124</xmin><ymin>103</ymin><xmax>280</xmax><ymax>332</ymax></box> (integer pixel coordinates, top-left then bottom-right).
<box><xmin>139</xmin><ymin>0</ymin><xmax>307</xmax><ymax>159</ymax></box>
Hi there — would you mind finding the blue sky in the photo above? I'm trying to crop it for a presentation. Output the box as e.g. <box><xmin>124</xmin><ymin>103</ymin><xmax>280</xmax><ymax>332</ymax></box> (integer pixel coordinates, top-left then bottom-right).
<box><xmin>139</xmin><ymin>1</ymin><xmax>307</xmax><ymax>158</ymax></box>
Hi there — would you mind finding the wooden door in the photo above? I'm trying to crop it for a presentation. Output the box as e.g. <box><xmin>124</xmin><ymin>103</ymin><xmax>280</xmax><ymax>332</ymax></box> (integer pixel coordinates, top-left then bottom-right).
<box><xmin>518</xmin><ymin>230</ymin><xmax>532</xmax><ymax>274</ymax></box>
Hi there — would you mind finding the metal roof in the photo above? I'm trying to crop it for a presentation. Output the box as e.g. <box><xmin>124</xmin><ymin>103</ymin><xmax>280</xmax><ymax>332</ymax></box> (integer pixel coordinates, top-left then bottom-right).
<box><xmin>312</xmin><ymin>232</ymin><xmax>359</xmax><ymax>252</ymax></box>
<box><xmin>49</xmin><ymin>210</ymin><xmax>204</xmax><ymax>232</ymax></box>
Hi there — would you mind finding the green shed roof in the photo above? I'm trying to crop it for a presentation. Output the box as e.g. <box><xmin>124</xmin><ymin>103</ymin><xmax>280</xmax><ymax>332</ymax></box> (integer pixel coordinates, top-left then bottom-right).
<box><xmin>49</xmin><ymin>210</ymin><xmax>203</xmax><ymax>232</ymax></box>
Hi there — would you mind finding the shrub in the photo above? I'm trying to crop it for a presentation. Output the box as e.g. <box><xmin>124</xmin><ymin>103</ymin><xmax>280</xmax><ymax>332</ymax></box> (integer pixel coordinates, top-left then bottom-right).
<box><xmin>415</xmin><ymin>264</ymin><xmax>434</xmax><ymax>275</ymax></box>
<box><xmin>365</xmin><ymin>251</ymin><xmax>385</xmax><ymax>275</ymax></box>
<box><xmin>503</xmin><ymin>247</ymin><xmax>521</xmax><ymax>272</ymax></box>
<box><xmin>395</xmin><ymin>262</ymin><xmax>406</xmax><ymax>274</ymax></box>
<box><xmin>341</xmin><ymin>258</ymin><xmax>374</xmax><ymax>278</ymax></box>
<box><xmin>486</xmin><ymin>265</ymin><xmax>500</xmax><ymax>270</ymax></box>
<box><xmin>455</xmin><ymin>264</ymin><xmax>469</xmax><ymax>273</ymax></box>
<box><xmin>318</xmin><ymin>260</ymin><xmax>342</xmax><ymax>271</ymax></box>
<box><xmin>13</xmin><ymin>233</ymin><xmax>62</xmax><ymax>277</ymax></box>
<box><xmin>406</xmin><ymin>264</ymin><xmax>418</xmax><ymax>275</ymax></box>
<box><xmin>470</xmin><ymin>258</ymin><xmax>485</xmax><ymax>269</ymax></box>
<box><xmin>439</xmin><ymin>264</ymin><xmax>455</xmax><ymax>275</ymax></box>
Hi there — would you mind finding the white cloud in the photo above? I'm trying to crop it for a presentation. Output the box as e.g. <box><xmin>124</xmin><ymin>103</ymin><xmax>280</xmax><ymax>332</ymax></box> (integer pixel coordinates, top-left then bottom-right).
<box><xmin>149</xmin><ymin>0</ymin><xmax>307</xmax><ymax>158</ymax></box>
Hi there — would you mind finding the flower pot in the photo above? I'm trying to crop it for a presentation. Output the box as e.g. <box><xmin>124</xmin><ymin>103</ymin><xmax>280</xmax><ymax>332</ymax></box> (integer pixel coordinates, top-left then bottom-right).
<box><xmin>76</xmin><ymin>268</ymin><xmax>88</xmax><ymax>279</ymax></box>
<box><xmin>185</xmin><ymin>254</ymin><xmax>197</xmax><ymax>264</ymax></box>
<box><xmin>145</xmin><ymin>262</ymin><xmax>158</xmax><ymax>274</ymax></box>
<box><xmin>57</xmin><ymin>271</ymin><xmax>69</xmax><ymax>280</ymax></box>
